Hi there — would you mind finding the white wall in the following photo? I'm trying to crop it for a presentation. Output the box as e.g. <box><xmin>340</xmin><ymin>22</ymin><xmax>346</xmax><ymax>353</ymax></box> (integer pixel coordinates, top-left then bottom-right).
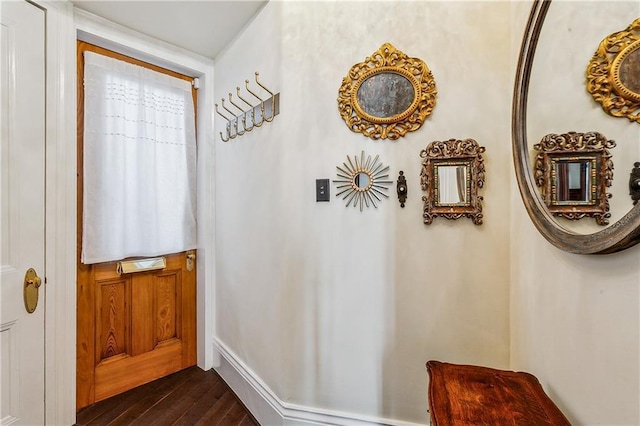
<box><xmin>214</xmin><ymin>1</ymin><xmax>640</xmax><ymax>424</ymax></box>
<box><xmin>214</xmin><ymin>1</ymin><xmax>511</xmax><ymax>423</ymax></box>
<box><xmin>510</xmin><ymin>1</ymin><xmax>640</xmax><ymax>425</ymax></box>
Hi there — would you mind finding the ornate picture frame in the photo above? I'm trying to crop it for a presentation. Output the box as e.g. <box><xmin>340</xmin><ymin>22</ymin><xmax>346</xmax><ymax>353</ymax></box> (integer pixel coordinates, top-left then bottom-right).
<box><xmin>337</xmin><ymin>43</ymin><xmax>437</xmax><ymax>140</ymax></box>
<box><xmin>586</xmin><ymin>18</ymin><xmax>640</xmax><ymax>122</ymax></box>
<box><xmin>533</xmin><ymin>132</ymin><xmax>615</xmax><ymax>225</ymax></box>
<box><xmin>420</xmin><ymin>139</ymin><xmax>485</xmax><ymax>225</ymax></box>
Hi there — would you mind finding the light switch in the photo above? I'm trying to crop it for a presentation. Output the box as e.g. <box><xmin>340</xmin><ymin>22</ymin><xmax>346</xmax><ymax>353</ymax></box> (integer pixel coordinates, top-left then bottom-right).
<box><xmin>316</xmin><ymin>179</ymin><xmax>330</xmax><ymax>202</ymax></box>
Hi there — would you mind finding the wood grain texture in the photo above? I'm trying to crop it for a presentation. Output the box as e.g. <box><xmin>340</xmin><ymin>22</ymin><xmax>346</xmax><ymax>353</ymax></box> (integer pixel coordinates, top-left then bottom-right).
<box><xmin>426</xmin><ymin>360</ymin><xmax>571</xmax><ymax>425</ymax></box>
<box><xmin>76</xmin><ymin>41</ymin><xmax>198</xmax><ymax>409</ymax></box>
<box><xmin>75</xmin><ymin>367</ymin><xmax>257</xmax><ymax>426</ymax></box>
<box><xmin>132</xmin><ymin>272</ymin><xmax>155</xmax><ymax>355</ymax></box>
<box><xmin>95</xmin><ymin>339</ymin><xmax>183</xmax><ymax>402</ymax></box>
<box><xmin>98</xmin><ymin>280</ymin><xmax>129</xmax><ymax>359</ymax></box>
<box><xmin>157</xmin><ymin>273</ymin><xmax>177</xmax><ymax>342</ymax></box>
<box><xmin>89</xmin><ymin>254</ymin><xmax>195</xmax><ymax>405</ymax></box>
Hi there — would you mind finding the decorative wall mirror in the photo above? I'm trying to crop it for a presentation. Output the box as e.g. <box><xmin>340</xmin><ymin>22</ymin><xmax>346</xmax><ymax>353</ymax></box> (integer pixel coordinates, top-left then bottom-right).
<box><xmin>586</xmin><ymin>18</ymin><xmax>640</xmax><ymax>123</ymax></box>
<box><xmin>337</xmin><ymin>43</ymin><xmax>437</xmax><ymax>140</ymax></box>
<box><xmin>513</xmin><ymin>0</ymin><xmax>640</xmax><ymax>254</ymax></box>
<box><xmin>533</xmin><ymin>132</ymin><xmax>615</xmax><ymax>225</ymax></box>
<box><xmin>420</xmin><ymin>138</ymin><xmax>485</xmax><ymax>225</ymax></box>
<box><xmin>333</xmin><ymin>151</ymin><xmax>392</xmax><ymax>211</ymax></box>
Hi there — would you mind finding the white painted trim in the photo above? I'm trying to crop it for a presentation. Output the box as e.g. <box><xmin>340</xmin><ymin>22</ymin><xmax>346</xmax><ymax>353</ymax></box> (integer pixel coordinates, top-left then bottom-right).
<box><xmin>33</xmin><ymin>1</ymin><xmax>78</xmax><ymax>424</ymax></box>
<box><xmin>213</xmin><ymin>339</ymin><xmax>426</xmax><ymax>426</ymax></box>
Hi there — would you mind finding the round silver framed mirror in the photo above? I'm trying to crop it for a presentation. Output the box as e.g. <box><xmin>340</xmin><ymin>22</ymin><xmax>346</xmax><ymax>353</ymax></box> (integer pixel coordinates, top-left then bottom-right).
<box><xmin>513</xmin><ymin>0</ymin><xmax>640</xmax><ymax>254</ymax></box>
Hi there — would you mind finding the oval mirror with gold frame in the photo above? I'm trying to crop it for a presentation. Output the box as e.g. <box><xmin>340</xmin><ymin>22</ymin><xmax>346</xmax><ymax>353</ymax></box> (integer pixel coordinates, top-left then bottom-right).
<box><xmin>513</xmin><ymin>0</ymin><xmax>640</xmax><ymax>254</ymax></box>
<box><xmin>586</xmin><ymin>18</ymin><xmax>640</xmax><ymax>122</ymax></box>
<box><xmin>337</xmin><ymin>43</ymin><xmax>437</xmax><ymax>140</ymax></box>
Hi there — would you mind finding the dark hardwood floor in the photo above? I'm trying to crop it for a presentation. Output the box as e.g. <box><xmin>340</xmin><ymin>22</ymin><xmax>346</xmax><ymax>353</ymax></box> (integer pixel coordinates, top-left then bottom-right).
<box><xmin>75</xmin><ymin>366</ymin><xmax>259</xmax><ymax>426</ymax></box>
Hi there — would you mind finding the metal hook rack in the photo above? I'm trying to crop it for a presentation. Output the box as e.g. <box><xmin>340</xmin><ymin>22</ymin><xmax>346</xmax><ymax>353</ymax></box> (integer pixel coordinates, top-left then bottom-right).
<box><xmin>215</xmin><ymin>72</ymin><xmax>280</xmax><ymax>142</ymax></box>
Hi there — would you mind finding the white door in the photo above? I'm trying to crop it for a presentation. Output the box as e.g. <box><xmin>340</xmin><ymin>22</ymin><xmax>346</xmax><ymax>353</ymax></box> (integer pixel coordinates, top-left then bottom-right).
<box><xmin>0</xmin><ymin>1</ymin><xmax>46</xmax><ymax>425</ymax></box>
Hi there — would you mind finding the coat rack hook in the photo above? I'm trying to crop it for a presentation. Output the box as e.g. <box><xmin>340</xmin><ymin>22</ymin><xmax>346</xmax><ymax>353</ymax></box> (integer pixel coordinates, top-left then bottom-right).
<box><xmin>254</xmin><ymin>71</ymin><xmax>274</xmax><ymax>98</ymax></box>
<box><xmin>245</xmin><ymin>79</ymin><xmax>266</xmax><ymax>127</ymax></box>
<box><xmin>228</xmin><ymin>93</ymin><xmax>247</xmax><ymax>136</ymax></box>
<box><xmin>215</xmin><ymin>103</ymin><xmax>231</xmax><ymax>142</ymax></box>
<box><xmin>228</xmin><ymin>93</ymin><xmax>246</xmax><ymax>114</ymax></box>
<box><xmin>254</xmin><ymin>71</ymin><xmax>276</xmax><ymax>122</ymax></box>
<box><xmin>245</xmin><ymin>78</ymin><xmax>264</xmax><ymax>102</ymax></box>
<box><xmin>221</xmin><ymin>99</ymin><xmax>239</xmax><ymax>139</ymax></box>
<box><xmin>236</xmin><ymin>86</ymin><xmax>254</xmax><ymax>108</ymax></box>
<box><xmin>236</xmin><ymin>87</ymin><xmax>256</xmax><ymax>131</ymax></box>
<box><xmin>215</xmin><ymin>102</ymin><xmax>232</xmax><ymax>121</ymax></box>
<box><xmin>215</xmin><ymin>72</ymin><xmax>278</xmax><ymax>142</ymax></box>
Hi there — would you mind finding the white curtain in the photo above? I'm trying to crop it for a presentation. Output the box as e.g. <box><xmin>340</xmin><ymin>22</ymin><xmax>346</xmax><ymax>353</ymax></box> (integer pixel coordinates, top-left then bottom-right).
<box><xmin>82</xmin><ymin>51</ymin><xmax>196</xmax><ymax>264</ymax></box>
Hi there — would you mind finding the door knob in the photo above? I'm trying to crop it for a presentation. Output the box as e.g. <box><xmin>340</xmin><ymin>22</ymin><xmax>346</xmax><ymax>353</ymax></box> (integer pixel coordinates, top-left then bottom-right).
<box><xmin>23</xmin><ymin>268</ymin><xmax>42</xmax><ymax>314</ymax></box>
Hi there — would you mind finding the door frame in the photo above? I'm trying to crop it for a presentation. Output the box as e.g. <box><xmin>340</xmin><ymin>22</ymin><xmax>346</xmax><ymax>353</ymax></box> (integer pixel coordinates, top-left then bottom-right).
<box><xmin>74</xmin><ymin>7</ymin><xmax>217</xmax><ymax>371</ymax></box>
<box><xmin>32</xmin><ymin>1</ymin><xmax>76</xmax><ymax>424</ymax></box>
<box><xmin>40</xmin><ymin>2</ymin><xmax>217</xmax><ymax>423</ymax></box>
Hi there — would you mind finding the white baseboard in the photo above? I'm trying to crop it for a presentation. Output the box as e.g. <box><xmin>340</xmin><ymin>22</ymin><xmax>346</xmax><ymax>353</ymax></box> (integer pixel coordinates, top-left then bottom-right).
<box><xmin>212</xmin><ymin>338</ymin><xmax>425</xmax><ymax>426</ymax></box>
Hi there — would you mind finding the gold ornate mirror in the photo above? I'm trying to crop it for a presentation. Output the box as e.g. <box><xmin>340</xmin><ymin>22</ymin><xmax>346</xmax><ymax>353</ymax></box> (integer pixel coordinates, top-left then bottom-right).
<box><xmin>587</xmin><ymin>18</ymin><xmax>640</xmax><ymax>122</ymax></box>
<box><xmin>333</xmin><ymin>151</ymin><xmax>392</xmax><ymax>211</ymax></box>
<box><xmin>533</xmin><ymin>132</ymin><xmax>615</xmax><ymax>225</ymax></box>
<box><xmin>513</xmin><ymin>0</ymin><xmax>640</xmax><ymax>254</ymax></box>
<box><xmin>420</xmin><ymin>139</ymin><xmax>485</xmax><ymax>225</ymax></box>
<box><xmin>337</xmin><ymin>43</ymin><xmax>437</xmax><ymax>140</ymax></box>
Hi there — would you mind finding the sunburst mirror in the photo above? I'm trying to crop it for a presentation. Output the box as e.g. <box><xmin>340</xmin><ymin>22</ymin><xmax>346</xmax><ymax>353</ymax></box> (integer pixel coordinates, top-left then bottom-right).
<box><xmin>333</xmin><ymin>151</ymin><xmax>392</xmax><ymax>211</ymax></box>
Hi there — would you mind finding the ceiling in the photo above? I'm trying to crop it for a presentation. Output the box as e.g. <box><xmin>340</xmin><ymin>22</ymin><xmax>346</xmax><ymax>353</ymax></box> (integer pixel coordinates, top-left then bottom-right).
<box><xmin>72</xmin><ymin>1</ymin><xmax>267</xmax><ymax>59</ymax></box>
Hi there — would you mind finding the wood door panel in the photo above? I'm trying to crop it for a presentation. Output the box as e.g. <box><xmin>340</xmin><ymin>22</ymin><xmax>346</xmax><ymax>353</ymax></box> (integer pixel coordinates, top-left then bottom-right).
<box><xmin>94</xmin><ymin>338</ymin><xmax>183</xmax><ymax>402</ymax></box>
<box><xmin>77</xmin><ymin>252</ymin><xmax>196</xmax><ymax>407</ymax></box>
<box><xmin>97</xmin><ymin>278</ymin><xmax>130</xmax><ymax>360</ymax></box>
<box><xmin>157</xmin><ymin>271</ymin><xmax>178</xmax><ymax>342</ymax></box>
<box><xmin>131</xmin><ymin>272</ymin><xmax>156</xmax><ymax>355</ymax></box>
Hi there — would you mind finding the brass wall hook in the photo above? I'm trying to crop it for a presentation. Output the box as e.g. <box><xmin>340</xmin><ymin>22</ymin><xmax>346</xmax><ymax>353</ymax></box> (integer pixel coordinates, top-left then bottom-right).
<box><xmin>215</xmin><ymin>103</ymin><xmax>232</xmax><ymax>142</ymax></box>
<box><xmin>236</xmin><ymin>87</ymin><xmax>256</xmax><ymax>131</ymax></box>
<box><xmin>215</xmin><ymin>71</ymin><xmax>279</xmax><ymax>142</ymax></box>
<box><xmin>245</xmin><ymin>79</ymin><xmax>266</xmax><ymax>127</ymax></box>
<box><xmin>228</xmin><ymin>93</ymin><xmax>247</xmax><ymax>136</ymax></box>
<box><xmin>221</xmin><ymin>99</ymin><xmax>239</xmax><ymax>139</ymax></box>
<box><xmin>254</xmin><ymin>72</ymin><xmax>276</xmax><ymax>122</ymax></box>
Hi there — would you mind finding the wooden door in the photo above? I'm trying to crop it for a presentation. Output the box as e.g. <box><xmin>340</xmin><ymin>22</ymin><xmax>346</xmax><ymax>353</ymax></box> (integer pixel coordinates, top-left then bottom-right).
<box><xmin>76</xmin><ymin>43</ymin><xmax>197</xmax><ymax>409</ymax></box>
<box><xmin>76</xmin><ymin>253</ymin><xmax>196</xmax><ymax>407</ymax></box>
<box><xmin>0</xmin><ymin>1</ymin><xmax>46</xmax><ymax>424</ymax></box>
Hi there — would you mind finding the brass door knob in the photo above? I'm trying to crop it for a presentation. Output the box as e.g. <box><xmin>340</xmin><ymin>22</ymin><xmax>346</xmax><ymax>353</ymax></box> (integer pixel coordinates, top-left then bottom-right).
<box><xmin>24</xmin><ymin>268</ymin><xmax>42</xmax><ymax>313</ymax></box>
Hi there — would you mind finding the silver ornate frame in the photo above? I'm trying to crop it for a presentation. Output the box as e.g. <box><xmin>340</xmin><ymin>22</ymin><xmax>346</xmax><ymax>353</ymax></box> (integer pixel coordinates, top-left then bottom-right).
<box><xmin>512</xmin><ymin>0</ymin><xmax>640</xmax><ymax>254</ymax></box>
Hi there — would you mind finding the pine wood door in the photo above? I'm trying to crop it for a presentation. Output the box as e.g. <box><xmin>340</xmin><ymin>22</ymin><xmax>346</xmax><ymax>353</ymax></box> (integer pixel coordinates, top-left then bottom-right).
<box><xmin>76</xmin><ymin>42</ymin><xmax>197</xmax><ymax>409</ymax></box>
<box><xmin>76</xmin><ymin>253</ymin><xmax>196</xmax><ymax>408</ymax></box>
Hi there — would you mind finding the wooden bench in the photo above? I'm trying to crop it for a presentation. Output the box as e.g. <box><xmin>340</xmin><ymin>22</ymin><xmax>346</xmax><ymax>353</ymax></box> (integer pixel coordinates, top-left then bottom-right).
<box><xmin>426</xmin><ymin>361</ymin><xmax>571</xmax><ymax>425</ymax></box>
